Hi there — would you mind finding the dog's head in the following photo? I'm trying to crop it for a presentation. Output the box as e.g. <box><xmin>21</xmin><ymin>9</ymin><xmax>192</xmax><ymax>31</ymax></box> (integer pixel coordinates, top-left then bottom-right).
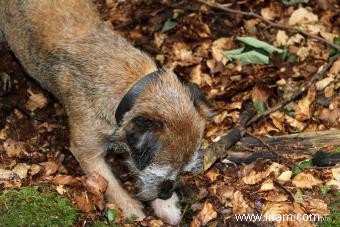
<box><xmin>116</xmin><ymin>70</ymin><xmax>214</xmax><ymax>201</ymax></box>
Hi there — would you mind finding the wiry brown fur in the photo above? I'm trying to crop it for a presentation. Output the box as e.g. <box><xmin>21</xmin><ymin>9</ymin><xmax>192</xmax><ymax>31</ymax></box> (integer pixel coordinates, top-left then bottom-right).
<box><xmin>0</xmin><ymin>0</ymin><xmax>208</xmax><ymax>221</ymax></box>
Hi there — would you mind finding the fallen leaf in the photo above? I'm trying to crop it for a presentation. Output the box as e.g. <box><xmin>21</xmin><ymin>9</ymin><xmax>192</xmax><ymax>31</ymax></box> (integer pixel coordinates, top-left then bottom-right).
<box><xmin>74</xmin><ymin>192</ymin><xmax>94</xmax><ymax>212</ymax></box>
<box><xmin>26</xmin><ymin>88</ymin><xmax>48</xmax><ymax>111</ymax></box>
<box><xmin>292</xmin><ymin>172</ymin><xmax>322</xmax><ymax>188</ymax></box>
<box><xmin>288</xmin><ymin>8</ymin><xmax>318</xmax><ymax>26</ymax></box>
<box><xmin>52</xmin><ymin>175</ymin><xmax>83</xmax><ymax>187</ymax></box>
<box><xmin>260</xmin><ymin>179</ymin><xmax>275</xmax><ymax>191</ymax></box>
<box><xmin>329</xmin><ymin>58</ymin><xmax>340</xmax><ymax>75</ymax></box>
<box><xmin>205</xmin><ymin>167</ymin><xmax>220</xmax><ymax>182</ymax></box>
<box><xmin>40</xmin><ymin>161</ymin><xmax>59</xmax><ymax>176</ymax></box>
<box><xmin>0</xmin><ymin>168</ymin><xmax>21</xmax><ymax>188</ymax></box>
<box><xmin>277</xmin><ymin>170</ymin><xmax>293</xmax><ymax>183</ymax></box>
<box><xmin>302</xmin><ymin>199</ymin><xmax>329</xmax><ymax>217</ymax></box>
<box><xmin>56</xmin><ymin>184</ymin><xmax>67</xmax><ymax>195</ymax></box>
<box><xmin>285</xmin><ymin>115</ymin><xmax>306</xmax><ymax>131</ymax></box>
<box><xmin>242</xmin><ymin>162</ymin><xmax>284</xmax><ymax>185</ymax></box>
<box><xmin>30</xmin><ymin>164</ymin><xmax>42</xmax><ymax>176</ymax></box>
<box><xmin>85</xmin><ymin>172</ymin><xmax>108</xmax><ymax>197</ymax></box>
<box><xmin>295</xmin><ymin>84</ymin><xmax>317</xmax><ymax>121</ymax></box>
<box><xmin>12</xmin><ymin>163</ymin><xmax>30</xmax><ymax>179</ymax></box>
<box><xmin>232</xmin><ymin>191</ymin><xmax>253</xmax><ymax>214</ymax></box>
<box><xmin>3</xmin><ymin>138</ymin><xmax>27</xmax><ymax>158</ymax></box>
<box><xmin>316</xmin><ymin>77</ymin><xmax>334</xmax><ymax>91</ymax></box>
<box><xmin>318</xmin><ymin>108</ymin><xmax>340</xmax><ymax>127</ymax></box>
<box><xmin>191</xmin><ymin>202</ymin><xmax>217</xmax><ymax>226</ymax></box>
<box><xmin>276</xmin><ymin>30</ymin><xmax>289</xmax><ymax>46</ymax></box>
<box><xmin>211</xmin><ymin>37</ymin><xmax>233</xmax><ymax>64</ymax></box>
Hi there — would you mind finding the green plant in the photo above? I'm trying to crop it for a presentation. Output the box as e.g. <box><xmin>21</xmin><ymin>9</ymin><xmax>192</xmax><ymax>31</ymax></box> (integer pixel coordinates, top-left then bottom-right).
<box><xmin>0</xmin><ymin>187</ymin><xmax>78</xmax><ymax>227</ymax></box>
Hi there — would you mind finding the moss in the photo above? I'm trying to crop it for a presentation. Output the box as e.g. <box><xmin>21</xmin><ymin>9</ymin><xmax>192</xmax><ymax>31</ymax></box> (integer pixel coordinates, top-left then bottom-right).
<box><xmin>318</xmin><ymin>192</ymin><xmax>340</xmax><ymax>227</ymax></box>
<box><xmin>0</xmin><ymin>186</ymin><xmax>78</xmax><ymax>227</ymax></box>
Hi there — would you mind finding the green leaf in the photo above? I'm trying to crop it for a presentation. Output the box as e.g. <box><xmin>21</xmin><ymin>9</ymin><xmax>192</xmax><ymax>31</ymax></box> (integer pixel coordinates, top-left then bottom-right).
<box><xmin>298</xmin><ymin>159</ymin><xmax>313</xmax><ymax>169</ymax></box>
<box><xmin>222</xmin><ymin>47</ymin><xmax>245</xmax><ymax>56</ymax></box>
<box><xmin>253</xmin><ymin>100</ymin><xmax>267</xmax><ymax>113</ymax></box>
<box><xmin>292</xmin><ymin>165</ymin><xmax>302</xmax><ymax>175</ymax></box>
<box><xmin>223</xmin><ymin>50</ymin><xmax>270</xmax><ymax>65</ymax></box>
<box><xmin>330</xmin><ymin>37</ymin><xmax>340</xmax><ymax>56</ymax></box>
<box><xmin>236</xmin><ymin>37</ymin><xmax>284</xmax><ymax>54</ymax></box>
<box><xmin>294</xmin><ymin>189</ymin><xmax>304</xmax><ymax>203</ymax></box>
<box><xmin>292</xmin><ymin>159</ymin><xmax>313</xmax><ymax>175</ymax></box>
<box><xmin>320</xmin><ymin>185</ymin><xmax>331</xmax><ymax>196</ymax></box>
<box><xmin>161</xmin><ymin>19</ymin><xmax>177</xmax><ymax>33</ymax></box>
<box><xmin>281</xmin><ymin>0</ymin><xmax>309</xmax><ymax>6</ymax></box>
<box><xmin>107</xmin><ymin>208</ymin><xmax>117</xmax><ymax>222</ymax></box>
<box><xmin>335</xmin><ymin>147</ymin><xmax>340</xmax><ymax>154</ymax></box>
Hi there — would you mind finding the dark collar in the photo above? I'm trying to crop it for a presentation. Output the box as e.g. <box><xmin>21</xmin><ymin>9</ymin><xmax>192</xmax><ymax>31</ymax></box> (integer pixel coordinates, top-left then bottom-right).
<box><xmin>115</xmin><ymin>70</ymin><xmax>161</xmax><ymax>125</ymax></box>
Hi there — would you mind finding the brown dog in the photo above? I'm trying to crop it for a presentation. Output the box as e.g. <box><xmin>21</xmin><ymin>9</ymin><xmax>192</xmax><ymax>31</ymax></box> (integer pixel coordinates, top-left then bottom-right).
<box><xmin>0</xmin><ymin>0</ymin><xmax>212</xmax><ymax>223</ymax></box>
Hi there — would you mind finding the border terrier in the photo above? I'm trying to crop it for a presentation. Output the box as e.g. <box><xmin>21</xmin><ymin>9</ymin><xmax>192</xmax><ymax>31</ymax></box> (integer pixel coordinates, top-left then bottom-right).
<box><xmin>0</xmin><ymin>0</ymin><xmax>212</xmax><ymax>223</ymax></box>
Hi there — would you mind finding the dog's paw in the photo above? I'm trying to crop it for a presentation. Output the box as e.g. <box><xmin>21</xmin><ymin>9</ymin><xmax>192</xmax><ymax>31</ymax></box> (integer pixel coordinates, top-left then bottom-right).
<box><xmin>121</xmin><ymin>198</ymin><xmax>146</xmax><ymax>221</ymax></box>
<box><xmin>151</xmin><ymin>193</ymin><xmax>182</xmax><ymax>225</ymax></box>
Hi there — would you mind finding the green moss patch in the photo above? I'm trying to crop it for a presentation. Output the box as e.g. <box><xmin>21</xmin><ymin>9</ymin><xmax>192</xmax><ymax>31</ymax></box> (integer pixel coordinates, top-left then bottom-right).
<box><xmin>0</xmin><ymin>187</ymin><xmax>78</xmax><ymax>226</ymax></box>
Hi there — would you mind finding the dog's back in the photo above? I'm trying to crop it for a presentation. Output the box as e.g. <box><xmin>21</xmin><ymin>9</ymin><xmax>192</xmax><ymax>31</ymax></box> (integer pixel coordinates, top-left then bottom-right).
<box><xmin>0</xmin><ymin>0</ymin><xmax>156</xmax><ymax>101</ymax></box>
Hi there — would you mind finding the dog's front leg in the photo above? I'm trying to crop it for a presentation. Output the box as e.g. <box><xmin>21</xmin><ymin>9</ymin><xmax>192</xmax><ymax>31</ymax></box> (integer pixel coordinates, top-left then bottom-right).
<box><xmin>69</xmin><ymin>124</ymin><xmax>145</xmax><ymax>220</ymax></box>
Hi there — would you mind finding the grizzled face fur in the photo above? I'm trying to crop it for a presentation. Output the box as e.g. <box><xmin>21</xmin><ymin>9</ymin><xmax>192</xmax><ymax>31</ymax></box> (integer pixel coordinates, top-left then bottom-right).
<box><xmin>118</xmin><ymin>71</ymin><xmax>214</xmax><ymax>201</ymax></box>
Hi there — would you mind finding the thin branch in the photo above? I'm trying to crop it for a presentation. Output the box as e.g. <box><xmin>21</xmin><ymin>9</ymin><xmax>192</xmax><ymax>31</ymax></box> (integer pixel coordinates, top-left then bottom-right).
<box><xmin>245</xmin><ymin>54</ymin><xmax>338</xmax><ymax>127</ymax></box>
<box><xmin>203</xmin><ymin>54</ymin><xmax>338</xmax><ymax>170</ymax></box>
<box><xmin>196</xmin><ymin>0</ymin><xmax>340</xmax><ymax>51</ymax></box>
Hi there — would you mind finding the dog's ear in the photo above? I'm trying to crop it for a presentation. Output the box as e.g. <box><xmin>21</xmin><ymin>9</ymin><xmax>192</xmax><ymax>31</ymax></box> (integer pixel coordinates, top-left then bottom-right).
<box><xmin>125</xmin><ymin>116</ymin><xmax>163</xmax><ymax>170</ymax></box>
<box><xmin>187</xmin><ymin>83</ymin><xmax>216</xmax><ymax>120</ymax></box>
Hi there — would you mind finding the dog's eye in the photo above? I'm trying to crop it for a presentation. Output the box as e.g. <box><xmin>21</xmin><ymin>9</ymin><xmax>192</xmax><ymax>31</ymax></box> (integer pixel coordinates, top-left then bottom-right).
<box><xmin>125</xmin><ymin>116</ymin><xmax>162</xmax><ymax>170</ymax></box>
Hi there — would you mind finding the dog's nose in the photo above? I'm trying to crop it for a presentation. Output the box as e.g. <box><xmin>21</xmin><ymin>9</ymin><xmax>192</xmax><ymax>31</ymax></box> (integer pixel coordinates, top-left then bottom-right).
<box><xmin>158</xmin><ymin>180</ymin><xmax>174</xmax><ymax>200</ymax></box>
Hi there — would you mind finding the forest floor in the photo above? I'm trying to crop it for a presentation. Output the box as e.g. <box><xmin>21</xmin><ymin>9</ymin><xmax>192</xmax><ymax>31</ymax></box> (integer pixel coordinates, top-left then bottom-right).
<box><xmin>0</xmin><ymin>0</ymin><xmax>339</xmax><ymax>226</ymax></box>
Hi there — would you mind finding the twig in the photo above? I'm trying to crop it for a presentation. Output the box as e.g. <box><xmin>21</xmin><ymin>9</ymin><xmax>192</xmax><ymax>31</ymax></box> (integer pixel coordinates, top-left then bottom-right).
<box><xmin>203</xmin><ymin>54</ymin><xmax>338</xmax><ymax>170</ymax></box>
<box><xmin>245</xmin><ymin>54</ymin><xmax>338</xmax><ymax>127</ymax></box>
<box><xmin>196</xmin><ymin>0</ymin><xmax>340</xmax><ymax>51</ymax></box>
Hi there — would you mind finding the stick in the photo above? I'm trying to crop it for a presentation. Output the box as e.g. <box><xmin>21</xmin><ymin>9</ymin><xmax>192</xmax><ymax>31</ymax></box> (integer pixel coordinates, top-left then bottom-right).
<box><xmin>196</xmin><ymin>0</ymin><xmax>340</xmax><ymax>51</ymax></box>
<box><xmin>203</xmin><ymin>54</ymin><xmax>339</xmax><ymax>170</ymax></box>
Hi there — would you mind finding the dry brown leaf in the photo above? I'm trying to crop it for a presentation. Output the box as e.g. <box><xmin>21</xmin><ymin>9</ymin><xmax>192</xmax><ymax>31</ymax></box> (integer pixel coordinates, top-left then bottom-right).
<box><xmin>191</xmin><ymin>202</ymin><xmax>217</xmax><ymax>226</ymax></box>
<box><xmin>232</xmin><ymin>190</ymin><xmax>252</xmax><ymax>214</ymax></box>
<box><xmin>190</xmin><ymin>65</ymin><xmax>203</xmax><ymax>86</ymax></box>
<box><xmin>12</xmin><ymin>163</ymin><xmax>30</xmax><ymax>179</ymax></box>
<box><xmin>205</xmin><ymin>167</ymin><xmax>220</xmax><ymax>182</ymax></box>
<box><xmin>288</xmin><ymin>8</ymin><xmax>318</xmax><ymax>26</ymax></box>
<box><xmin>30</xmin><ymin>164</ymin><xmax>42</xmax><ymax>176</ymax></box>
<box><xmin>40</xmin><ymin>161</ymin><xmax>59</xmax><ymax>176</ymax></box>
<box><xmin>214</xmin><ymin>185</ymin><xmax>235</xmax><ymax>204</ymax></box>
<box><xmin>260</xmin><ymin>179</ymin><xmax>275</xmax><ymax>191</ymax></box>
<box><xmin>262</xmin><ymin>202</ymin><xmax>314</xmax><ymax>227</ymax></box>
<box><xmin>264</xmin><ymin>192</ymin><xmax>288</xmax><ymax>202</ymax></box>
<box><xmin>0</xmin><ymin>168</ymin><xmax>22</xmax><ymax>188</ymax></box>
<box><xmin>276</xmin><ymin>30</ymin><xmax>289</xmax><ymax>46</ymax></box>
<box><xmin>172</xmin><ymin>42</ymin><xmax>201</xmax><ymax>67</ymax></box>
<box><xmin>242</xmin><ymin>162</ymin><xmax>284</xmax><ymax>185</ymax></box>
<box><xmin>52</xmin><ymin>175</ymin><xmax>83</xmax><ymax>187</ymax></box>
<box><xmin>85</xmin><ymin>172</ymin><xmax>108</xmax><ymax>197</ymax></box>
<box><xmin>285</xmin><ymin>115</ymin><xmax>306</xmax><ymax>131</ymax></box>
<box><xmin>3</xmin><ymin>138</ymin><xmax>27</xmax><ymax>158</ymax></box>
<box><xmin>318</xmin><ymin>108</ymin><xmax>340</xmax><ymax>127</ymax></box>
<box><xmin>26</xmin><ymin>88</ymin><xmax>48</xmax><ymax>111</ymax></box>
<box><xmin>295</xmin><ymin>85</ymin><xmax>316</xmax><ymax>121</ymax></box>
<box><xmin>329</xmin><ymin>58</ymin><xmax>340</xmax><ymax>75</ymax></box>
<box><xmin>302</xmin><ymin>199</ymin><xmax>329</xmax><ymax>217</ymax></box>
<box><xmin>270</xmin><ymin>111</ymin><xmax>285</xmax><ymax>131</ymax></box>
<box><xmin>316</xmin><ymin>77</ymin><xmax>334</xmax><ymax>91</ymax></box>
<box><xmin>75</xmin><ymin>192</ymin><xmax>94</xmax><ymax>212</ymax></box>
<box><xmin>211</xmin><ymin>37</ymin><xmax>233</xmax><ymax>64</ymax></box>
<box><xmin>277</xmin><ymin>170</ymin><xmax>292</xmax><ymax>184</ymax></box>
<box><xmin>56</xmin><ymin>184</ymin><xmax>67</xmax><ymax>195</ymax></box>
<box><xmin>292</xmin><ymin>172</ymin><xmax>322</xmax><ymax>189</ymax></box>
